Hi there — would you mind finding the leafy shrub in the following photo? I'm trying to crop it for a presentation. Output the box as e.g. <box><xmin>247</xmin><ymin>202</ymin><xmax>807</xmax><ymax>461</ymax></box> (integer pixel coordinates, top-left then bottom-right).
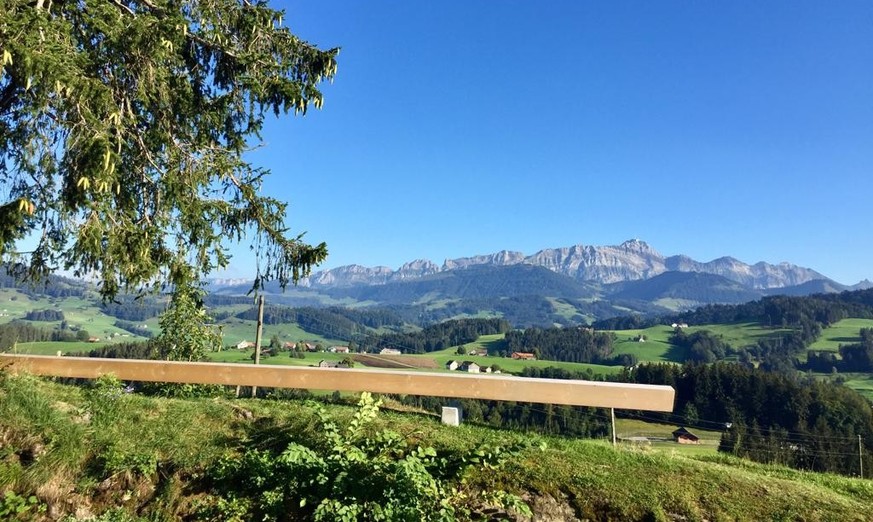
<box><xmin>201</xmin><ymin>393</ymin><xmax>530</xmax><ymax>521</ymax></box>
<box><xmin>0</xmin><ymin>490</ymin><xmax>44</xmax><ymax>520</ymax></box>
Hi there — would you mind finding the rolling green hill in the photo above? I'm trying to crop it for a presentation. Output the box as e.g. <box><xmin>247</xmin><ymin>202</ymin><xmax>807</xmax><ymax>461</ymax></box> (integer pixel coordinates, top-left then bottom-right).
<box><xmin>606</xmin><ymin>271</ymin><xmax>763</xmax><ymax>308</ymax></box>
<box><xmin>809</xmin><ymin>318</ymin><xmax>873</xmax><ymax>351</ymax></box>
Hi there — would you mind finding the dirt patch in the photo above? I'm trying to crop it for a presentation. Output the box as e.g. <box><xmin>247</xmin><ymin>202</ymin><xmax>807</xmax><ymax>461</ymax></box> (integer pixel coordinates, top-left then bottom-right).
<box><xmin>353</xmin><ymin>354</ymin><xmax>439</xmax><ymax>369</ymax></box>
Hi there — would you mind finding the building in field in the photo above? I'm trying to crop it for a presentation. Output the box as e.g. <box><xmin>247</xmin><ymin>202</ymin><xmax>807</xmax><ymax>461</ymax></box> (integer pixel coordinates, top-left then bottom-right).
<box><xmin>458</xmin><ymin>361</ymin><xmax>480</xmax><ymax>373</ymax></box>
<box><xmin>672</xmin><ymin>427</ymin><xmax>700</xmax><ymax>445</ymax></box>
<box><xmin>318</xmin><ymin>359</ymin><xmax>351</xmax><ymax>369</ymax></box>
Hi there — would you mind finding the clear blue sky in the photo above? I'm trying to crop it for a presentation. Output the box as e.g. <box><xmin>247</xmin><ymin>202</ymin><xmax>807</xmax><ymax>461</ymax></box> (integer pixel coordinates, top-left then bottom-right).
<box><xmin>223</xmin><ymin>0</ymin><xmax>873</xmax><ymax>285</ymax></box>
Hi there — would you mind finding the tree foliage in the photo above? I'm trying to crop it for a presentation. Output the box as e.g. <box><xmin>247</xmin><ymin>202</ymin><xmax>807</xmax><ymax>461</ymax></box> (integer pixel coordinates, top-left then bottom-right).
<box><xmin>0</xmin><ymin>0</ymin><xmax>337</xmax><ymax>299</ymax></box>
<box><xmin>23</xmin><ymin>308</ymin><xmax>64</xmax><ymax>322</ymax></box>
<box><xmin>152</xmin><ymin>285</ymin><xmax>220</xmax><ymax>361</ymax></box>
<box><xmin>358</xmin><ymin>318</ymin><xmax>511</xmax><ymax>354</ymax></box>
<box><xmin>503</xmin><ymin>326</ymin><xmax>615</xmax><ymax>363</ymax></box>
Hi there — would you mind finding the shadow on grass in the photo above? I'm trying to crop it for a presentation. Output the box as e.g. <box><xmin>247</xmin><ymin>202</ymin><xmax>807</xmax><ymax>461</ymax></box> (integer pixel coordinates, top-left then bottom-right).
<box><xmin>829</xmin><ymin>336</ymin><xmax>860</xmax><ymax>343</ymax></box>
<box><xmin>663</xmin><ymin>344</ymin><xmax>688</xmax><ymax>363</ymax></box>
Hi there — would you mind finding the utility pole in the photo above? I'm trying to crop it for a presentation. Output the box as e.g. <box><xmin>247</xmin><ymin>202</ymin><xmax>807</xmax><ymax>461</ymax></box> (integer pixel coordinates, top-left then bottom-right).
<box><xmin>860</xmin><ymin>434</ymin><xmax>864</xmax><ymax>479</ymax></box>
<box><xmin>251</xmin><ymin>295</ymin><xmax>265</xmax><ymax>398</ymax></box>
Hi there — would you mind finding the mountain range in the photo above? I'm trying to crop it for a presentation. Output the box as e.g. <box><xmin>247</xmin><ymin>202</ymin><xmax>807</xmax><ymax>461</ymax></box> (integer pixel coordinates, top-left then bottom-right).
<box><xmin>208</xmin><ymin>240</ymin><xmax>871</xmax><ymax>326</ymax></box>
<box><xmin>295</xmin><ymin>239</ymin><xmax>845</xmax><ymax>289</ymax></box>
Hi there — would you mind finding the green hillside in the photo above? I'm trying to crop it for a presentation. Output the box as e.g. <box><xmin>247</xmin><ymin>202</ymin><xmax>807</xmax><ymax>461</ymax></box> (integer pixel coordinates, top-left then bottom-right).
<box><xmin>1</xmin><ymin>374</ymin><xmax>871</xmax><ymax>521</ymax></box>
<box><xmin>809</xmin><ymin>318</ymin><xmax>873</xmax><ymax>351</ymax></box>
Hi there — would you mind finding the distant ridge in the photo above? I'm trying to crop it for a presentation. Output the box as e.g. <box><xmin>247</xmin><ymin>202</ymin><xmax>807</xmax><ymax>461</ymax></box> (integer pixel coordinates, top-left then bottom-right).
<box><xmin>290</xmin><ymin>239</ymin><xmax>833</xmax><ymax>290</ymax></box>
<box><xmin>605</xmin><ymin>271</ymin><xmax>763</xmax><ymax>305</ymax></box>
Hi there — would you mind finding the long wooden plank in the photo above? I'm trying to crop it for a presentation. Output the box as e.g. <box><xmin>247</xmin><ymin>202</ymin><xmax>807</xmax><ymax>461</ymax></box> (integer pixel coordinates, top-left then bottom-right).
<box><xmin>0</xmin><ymin>354</ymin><xmax>675</xmax><ymax>411</ymax></box>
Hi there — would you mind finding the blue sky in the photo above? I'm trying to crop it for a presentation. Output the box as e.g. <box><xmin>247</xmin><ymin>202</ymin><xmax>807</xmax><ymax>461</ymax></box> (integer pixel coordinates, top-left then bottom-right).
<box><xmin>224</xmin><ymin>1</ymin><xmax>873</xmax><ymax>285</ymax></box>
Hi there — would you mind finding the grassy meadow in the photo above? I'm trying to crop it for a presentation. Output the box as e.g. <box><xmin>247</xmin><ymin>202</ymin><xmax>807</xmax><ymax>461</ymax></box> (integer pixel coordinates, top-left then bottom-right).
<box><xmin>0</xmin><ymin>288</ymin><xmax>149</xmax><ymax>342</ymax></box>
<box><xmin>844</xmin><ymin>374</ymin><xmax>873</xmax><ymax>401</ymax></box>
<box><xmin>808</xmin><ymin>318</ymin><xmax>873</xmax><ymax>351</ymax></box>
<box><xmin>610</xmin><ymin>325</ymin><xmax>679</xmax><ymax>362</ymax></box>
<box><xmin>614</xmin><ymin>417</ymin><xmax>724</xmax><ymax>456</ymax></box>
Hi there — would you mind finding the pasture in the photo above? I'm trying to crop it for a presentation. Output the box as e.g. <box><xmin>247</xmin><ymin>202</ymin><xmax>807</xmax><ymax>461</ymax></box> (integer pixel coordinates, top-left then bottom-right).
<box><xmin>684</xmin><ymin>322</ymin><xmax>790</xmax><ymax>349</ymax></box>
<box><xmin>842</xmin><ymin>373</ymin><xmax>873</xmax><ymax>402</ymax></box>
<box><xmin>615</xmin><ymin>417</ymin><xmax>723</xmax><ymax>456</ymax></box>
<box><xmin>207</xmin><ymin>349</ymin><xmax>350</xmax><ymax>367</ymax></box>
<box><xmin>12</xmin><ymin>341</ymin><xmax>111</xmax><ymax>355</ymax></box>
<box><xmin>808</xmin><ymin>318</ymin><xmax>873</xmax><ymax>351</ymax></box>
<box><xmin>610</xmin><ymin>325</ymin><xmax>678</xmax><ymax>362</ymax></box>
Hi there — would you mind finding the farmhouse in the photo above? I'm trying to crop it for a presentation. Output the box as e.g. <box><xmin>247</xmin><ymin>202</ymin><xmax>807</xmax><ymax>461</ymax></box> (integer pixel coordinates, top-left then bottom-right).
<box><xmin>379</xmin><ymin>348</ymin><xmax>402</xmax><ymax>355</ymax></box>
<box><xmin>672</xmin><ymin>427</ymin><xmax>700</xmax><ymax>445</ymax></box>
<box><xmin>467</xmin><ymin>349</ymin><xmax>488</xmax><ymax>357</ymax></box>
<box><xmin>445</xmin><ymin>360</ymin><xmax>459</xmax><ymax>371</ymax></box>
<box><xmin>318</xmin><ymin>360</ymin><xmax>351</xmax><ymax>369</ymax></box>
<box><xmin>511</xmin><ymin>352</ymin><xmax>536</xmax><ymax>360</ymax></box>
<box><xmin>236</xmin><ymin>340</ymin><xmax>255</xmax><ymax>350</ymax></box>
<box><xmin>329</xmin><ymin>346</ymin><xmax>350</xmax><ymax>354</ymax></box>
<box><xmin>458</xmin><ymin>361</ymin><xmax>480</xmax><ymax>373</ymax></box>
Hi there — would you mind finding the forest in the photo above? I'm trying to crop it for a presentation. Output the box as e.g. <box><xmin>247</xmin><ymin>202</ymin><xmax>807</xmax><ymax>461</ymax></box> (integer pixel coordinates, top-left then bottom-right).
<box><xmin>23</xmin><ymin>308</ymin><xmax>65</xmax><ymax>321</ymax></box>
<box><xmin>502</xmin><ymin>326</ymin><xmax>617</xmax><ymax>364</ymax></box>
<box><xmin>620</xmin><ymin>362</ymin><xmax>873</xmax><ymax>476</ymax></box>
<box><xmin>357</xmin><ymin>318</ymin><xmax>511</xmax><ymax>353</ymax></box>
<box><xmin>0</xmin><ymin>321</ymin><xmax>80</xmax><ymax>348</ymax></box>
<box><xmin>233</xmin><ymin>305</ymin><xmax>405</xmax><ymax>341</ymax></box>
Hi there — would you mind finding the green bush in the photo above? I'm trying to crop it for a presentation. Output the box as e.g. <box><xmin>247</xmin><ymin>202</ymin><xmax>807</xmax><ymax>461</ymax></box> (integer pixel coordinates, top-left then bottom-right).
<box><xmin>0</xmin><ymin>490</ymin><xmax>44</xmax><ymax>520</ymax></box>
<box><xmin>201</xmin><ymin>392</ymin><xmax>531</xmax><ymax>521</ymax></box>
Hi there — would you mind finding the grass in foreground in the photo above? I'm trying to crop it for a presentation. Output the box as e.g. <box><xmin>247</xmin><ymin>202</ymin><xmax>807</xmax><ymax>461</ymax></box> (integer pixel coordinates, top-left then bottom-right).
<box><xmin>1</xmin><ymin>373</ymin><xmax>872</xmax><ymax>521</ymax></box>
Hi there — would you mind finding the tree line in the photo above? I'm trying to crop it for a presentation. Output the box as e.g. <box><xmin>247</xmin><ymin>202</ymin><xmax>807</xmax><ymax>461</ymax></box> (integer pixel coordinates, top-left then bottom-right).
<box><xmin>101</xmin><ymin>297</ymin><xmax>167</xmax><ymax>322</ymax></box>
<box><xmin>669</xmin><ymin>329</ymin><xmax>731</xmax><ymax>363</ymax></box>
<box><xmin>234</xmin><ymin>305</ymin><xmax>404</xmax><ymax>341</ymax></box>
<box><xmin>0</xmin><ymin>321</ymin><xmax>85</xmax><ymax>349</ymax></box>
<box><xmin>396</xmin><ymin>394</ymin><xmax>611</xmax><ymax>439</ymax></box>
<box><xmin>113</xmin><ymin>320</ymin><xmax>154</xmax><ymax>339</ymax></box>
<box><xmin>24</xmin><ymin>309</ymin><xmax>65</xmax><ymax>321</ymax></box>
<box><xmin>358</xmin><ymin>318</ymin><xmax>511</xmax><ymax>354</ymax></box>
<box><xmin>807</xmin><ymin>328</ymin><xmax>873</xmax><ymax>373</ymax></box>
<box><xmin>593</xmin><ymin>289</ymin><xmax>873</xmax><ymax>331</ymax></box>
<box><xmin>0</xmin><ymin>268</ymin><xmax>87</xmax><ymax>298</ymax></box>
<box><xmin>619</xmin><ymin>362</ymin><xmax>873</xmax><ymax>476</ymax></box>
<box><xmin>502</xmin><ymin>326</ymin><xmax>617</xmax><ymax>364</ymax></box>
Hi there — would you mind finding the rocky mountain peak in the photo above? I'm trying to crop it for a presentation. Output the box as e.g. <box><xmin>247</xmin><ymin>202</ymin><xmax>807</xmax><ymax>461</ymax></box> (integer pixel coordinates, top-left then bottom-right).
<box><xmin>391</xmin><ymin>259</ymin><xmax>440</xmax><ymax>281</ymax></box>
<box><xmin>618</xmin><ymin>239</ymin><xmax>659</xmax><ymax>256</ymax></box>
<box><xmin>441</xmin><ymin>250</ymin><xmax>526</xmax><ymax>271</ymax></box>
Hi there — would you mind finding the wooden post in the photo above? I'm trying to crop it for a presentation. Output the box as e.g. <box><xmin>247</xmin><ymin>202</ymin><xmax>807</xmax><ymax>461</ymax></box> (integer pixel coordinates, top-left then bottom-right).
<box><xmin>611</xmin><ymin>407</ymin><xmax>617</xmax><ymax>447</ymax></box>
<box><xmin>251</xmin><ymin>295</ymin><xmax>264</xmax><ymax>398</ymax></box>
<box><xmin>860</xmin><ymin>434</ymin><xmax>864</xmax><ymax>478</ymax></box>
